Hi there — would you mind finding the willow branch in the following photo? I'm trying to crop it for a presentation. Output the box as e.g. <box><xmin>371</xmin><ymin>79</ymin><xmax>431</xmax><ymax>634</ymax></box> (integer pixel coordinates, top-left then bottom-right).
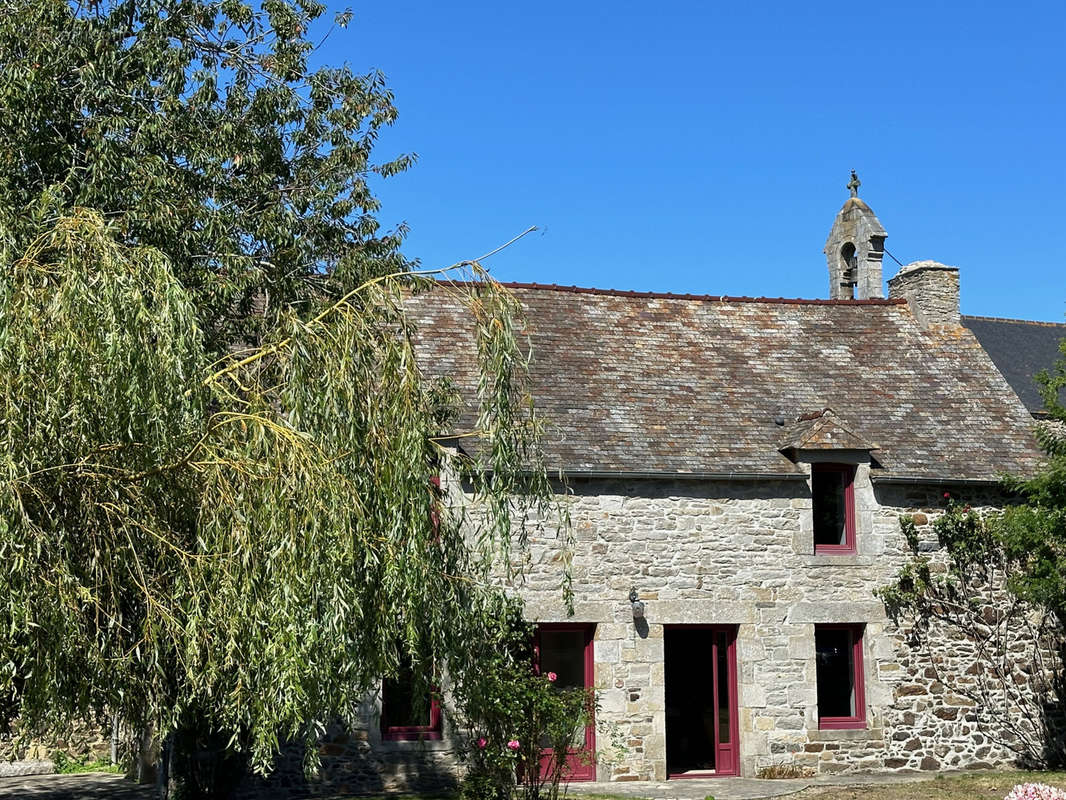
<box><xmin>191</xmin><ymin>227</ymin><xmax>539</xmax><ymax>396</ymax></box>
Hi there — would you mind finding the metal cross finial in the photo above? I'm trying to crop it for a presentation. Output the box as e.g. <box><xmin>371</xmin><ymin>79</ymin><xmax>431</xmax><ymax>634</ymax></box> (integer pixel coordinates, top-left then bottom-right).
<box><xmin>847</xmin><ymin>170</ymin><xmax>861</xmax><ymax>198</ymax></box>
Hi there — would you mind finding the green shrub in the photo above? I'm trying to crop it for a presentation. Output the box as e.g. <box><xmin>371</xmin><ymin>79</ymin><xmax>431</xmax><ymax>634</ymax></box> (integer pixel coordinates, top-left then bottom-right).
<box><xmin>51</xmin><ymin>750</ymin><xmax>120</xmax><ymax>774</ymax></box>
<box><xmin>452</xmin><ymin>596</ymin><xmax>593</xmax><ymax>800</ymax></box>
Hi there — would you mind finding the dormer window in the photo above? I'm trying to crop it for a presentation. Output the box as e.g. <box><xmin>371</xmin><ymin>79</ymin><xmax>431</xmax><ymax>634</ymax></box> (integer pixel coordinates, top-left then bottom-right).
<box><xmin>778</xmin><ymin>409</ymin><xmax>872</xmax><ymax>557</ymax></box>
<box><xmin>812</xmin><ymin>464</ymin><xmax>856</xmax><ymax>554</ymax></box>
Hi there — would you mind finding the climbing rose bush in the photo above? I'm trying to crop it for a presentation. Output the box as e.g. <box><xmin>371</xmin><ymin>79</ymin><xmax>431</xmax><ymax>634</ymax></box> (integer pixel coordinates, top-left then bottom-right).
<box><xmin>451</xmin><ymin>598</ymin><xmax>593</xmax><ymax>800</ymax></box>
<box><xmin>1005</xmin><ymin>784</ymin><xmax>1066</xmax><ymax>800</ymax></box>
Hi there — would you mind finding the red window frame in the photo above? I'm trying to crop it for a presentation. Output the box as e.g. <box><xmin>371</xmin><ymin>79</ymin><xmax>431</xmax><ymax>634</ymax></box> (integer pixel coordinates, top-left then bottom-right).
<box><xmin>815</xmin><ymin>624</ymin><xmax>866</xmax><ymax>730</ymax></box>
<box><xmin>381</xmin><ymin>665</ymin><xmax>442</xmax><ymax>741</ymax></box>
<box><xmin>381</xmin><ymin>474</ymin><xmax>444</xmax><ymax>742</ymax></box>
<box><xmin>812</xmin><ymin>463</ymin><xmax>856</xmax><ymax>554</ymax></box>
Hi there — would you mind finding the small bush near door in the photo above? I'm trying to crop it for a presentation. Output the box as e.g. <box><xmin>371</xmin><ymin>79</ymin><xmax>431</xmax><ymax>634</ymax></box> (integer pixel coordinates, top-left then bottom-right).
<box><xmin>755</xmin><ymin>764</ymin><xmax>815</xmax><ymax>779</ymax></box>
<box><xmin>451</xmin><ymin>597</ymin><xmax>592</xmax><ymax>800</ymax></box>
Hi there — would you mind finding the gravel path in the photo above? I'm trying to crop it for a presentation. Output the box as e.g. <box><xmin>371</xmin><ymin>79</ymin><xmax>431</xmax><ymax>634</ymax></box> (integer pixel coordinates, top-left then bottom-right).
<box><xmin>0</xmin><ymin>770</ymin><xmax>938</xmax><ymax>800</ymax></box>
<box><xmin>0</xmin><ymin>773</ymin><xmax>154</xmax><ymax>799</ymax></box>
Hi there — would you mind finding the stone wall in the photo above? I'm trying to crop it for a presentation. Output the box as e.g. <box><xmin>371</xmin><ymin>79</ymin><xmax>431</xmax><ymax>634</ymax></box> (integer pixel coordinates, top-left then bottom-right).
<box><xmin>240</xmin><ymin>467</ymin><xmax>1061</xmax><ymax>792</ymax></box>
<box><xmin>887</xmin><ymin>261</ymin><xmax>961</xmax><ymax>328</ymax></box>
<box><xmin>509</xmin><ymin>471</ymin><xmax>1059</xmax><ymax>780</ymax></box>
<box><xmin>234</xmin><ymin>693</ymin><xmax>461</xmax><ymax>799</ymax></box>
<box><xmin>0</xmin><ymin>717</ymin><xmax>111</xmax><ymax>764</ymax></box>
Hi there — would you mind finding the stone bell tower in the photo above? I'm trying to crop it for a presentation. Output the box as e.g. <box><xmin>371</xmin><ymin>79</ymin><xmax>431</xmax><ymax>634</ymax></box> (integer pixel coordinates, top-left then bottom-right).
<box><xmin>824</xmin><ymin>171</ymin><xmax>887</xmax><ymax>299</ymax></box>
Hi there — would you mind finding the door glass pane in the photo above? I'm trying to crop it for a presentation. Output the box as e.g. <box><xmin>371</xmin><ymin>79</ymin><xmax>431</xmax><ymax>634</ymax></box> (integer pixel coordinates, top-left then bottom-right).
<box><xmin>716</xmin><ymin>631</ymin><xmax>730</xmax><ymax>744</ymax></box>
<box><xmin>539</xmin><ymin>630</ymin><xmax>586</xmax><ymax>689</ymax></box>
<box><xmin>539</xmin><ymin>629</ymin><xmax>587</xmax><ymax>749</ymax></box>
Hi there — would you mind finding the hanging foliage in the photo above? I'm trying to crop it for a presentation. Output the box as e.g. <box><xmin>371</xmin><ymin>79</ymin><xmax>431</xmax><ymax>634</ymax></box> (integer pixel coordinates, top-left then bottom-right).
<box><xmin>0</xmin><ymin>209</ymin><xmax>560</xmax><ymax>773</ymax></box>
<box><xmin>0</xmin><ymin>0</ymin><xmax>416</xmax><ymax>351</ymax></box>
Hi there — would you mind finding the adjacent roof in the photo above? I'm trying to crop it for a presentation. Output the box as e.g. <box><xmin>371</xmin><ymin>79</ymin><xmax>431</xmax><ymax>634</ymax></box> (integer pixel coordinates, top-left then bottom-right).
<box><xmin>961</xmin><ymin>315</ymin><xmax>1066</xmax><ymax>415</ymax></box>
<box><xmin>408</xmin><ymin>284</ymin><xmax>1043</xmax><ymax>482</ymax></box>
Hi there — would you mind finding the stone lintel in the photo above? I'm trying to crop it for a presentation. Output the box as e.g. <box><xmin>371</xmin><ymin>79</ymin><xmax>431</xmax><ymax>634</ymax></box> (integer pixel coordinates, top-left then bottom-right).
<box><xmin>786</xmin><ymin>602</ymin><xmax>888</xmax><ymax>624</ymax></box>
<box><xmin>639</xmin><ymin>600</ymin><xmax>757</xmax><ymax>625</ymax></box>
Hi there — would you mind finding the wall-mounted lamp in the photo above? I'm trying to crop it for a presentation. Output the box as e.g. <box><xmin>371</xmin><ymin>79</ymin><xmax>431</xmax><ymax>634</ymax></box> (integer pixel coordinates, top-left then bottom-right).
<box><xmin>629</xmin><ymin>588</ymin><xmax>645</xmax><ymax>620</ymax></box>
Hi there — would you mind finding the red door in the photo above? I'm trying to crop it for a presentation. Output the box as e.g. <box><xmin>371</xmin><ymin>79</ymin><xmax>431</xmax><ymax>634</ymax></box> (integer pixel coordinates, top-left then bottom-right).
<box><xmin>664</xmin><ymin>625</ymin><xmax>739</xmax><ymax>778</ymax></box>
<box><xmin>536</xmin><ymin>624</ymin><xmax>596</xmax><ymax>782</ymax></box>
<box><xmin>711</xmin><ymin>627</ymin><xmax>739</xmax><ymax>776</ymax></box>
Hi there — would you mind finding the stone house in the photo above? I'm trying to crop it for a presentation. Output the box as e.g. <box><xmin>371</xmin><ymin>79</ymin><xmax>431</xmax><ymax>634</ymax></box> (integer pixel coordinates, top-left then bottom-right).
<box><xmin>328</xmin><ymin>184</ymin><xmax>1060</xmax><ymax>789</ymax></box>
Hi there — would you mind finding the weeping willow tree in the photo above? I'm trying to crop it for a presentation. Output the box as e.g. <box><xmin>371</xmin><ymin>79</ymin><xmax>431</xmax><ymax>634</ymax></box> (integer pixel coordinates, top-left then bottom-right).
<box><xmin>0</xmin><ymin>209</ymin><xmax>558</xmax><ymax>779</ymax></box>
<box><xmin>0</xmin><ymin>0</ymin><xmax>564</xmax><ymax>787</ymax></box>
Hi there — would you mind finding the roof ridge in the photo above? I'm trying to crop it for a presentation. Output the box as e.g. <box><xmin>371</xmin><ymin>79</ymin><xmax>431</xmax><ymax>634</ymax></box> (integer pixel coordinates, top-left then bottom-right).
<box><xmin>962</xmin><ymin>314</ymin><xmax>1066</xmax><ymax>328</ymax></box>
<box><xmin>499</xmin><ymin>282</ymin><xmax>907</xmax><ymax>306</ymax></box>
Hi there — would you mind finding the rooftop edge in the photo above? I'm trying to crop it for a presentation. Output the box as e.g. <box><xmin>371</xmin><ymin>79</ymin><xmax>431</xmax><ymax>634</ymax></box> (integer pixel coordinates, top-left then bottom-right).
<box><xmin>496</xmin><ymin>282</ymin><xmax>908</xmax><ymax>306</ymax></box>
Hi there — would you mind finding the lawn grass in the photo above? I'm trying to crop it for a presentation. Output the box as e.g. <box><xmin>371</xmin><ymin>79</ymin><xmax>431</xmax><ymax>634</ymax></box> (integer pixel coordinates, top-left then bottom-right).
<box><xmin>796</xmin><ymin>771</ymin><xmax>1066</xmax><ymax>800</ymax></box>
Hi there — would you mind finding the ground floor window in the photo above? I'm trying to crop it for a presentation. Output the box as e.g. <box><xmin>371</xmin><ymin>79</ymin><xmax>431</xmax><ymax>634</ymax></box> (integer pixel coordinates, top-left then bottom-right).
<box><xmin>815</xmin><ymin>624</ymin><xmax>866</xmax><ymax>729</ymax></box>
<box><xmin>381</xmin><ymin>655</ymin><xmax>441</xmax><ymax>741</ymax></box>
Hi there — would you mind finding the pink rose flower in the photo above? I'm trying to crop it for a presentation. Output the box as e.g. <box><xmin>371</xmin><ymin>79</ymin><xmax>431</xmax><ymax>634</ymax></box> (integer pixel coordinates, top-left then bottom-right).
<box><xmin>1004</xmin><ymin>784</ymin><xmax>1066</xmax><ymax>800</ymax></box>
<box><xmin>476</xmin><ymin>737</ymin><xmax>487</xmax><ymax>749</ymax></box>
<box><xmin>506</xmin><ymin>739</ymin><xmax>520</xmax><ymax>750</ymax></box>
<box><xmin>547</xmin><ymin>671</ymin><xmax>557</xmax><ymax>682</ymax></box>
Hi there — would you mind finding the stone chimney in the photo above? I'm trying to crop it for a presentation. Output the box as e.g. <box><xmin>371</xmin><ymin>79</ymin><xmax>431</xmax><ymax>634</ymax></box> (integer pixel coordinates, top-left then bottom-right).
<box><xmin>887</xmin><ymin>261</ymin><xmax>960</xmax><ymax>328</ymax></box>
<box><xmin>824</xmin><ymin>171</ymin><xmax>887</xmax><ymax>300</ymax></box>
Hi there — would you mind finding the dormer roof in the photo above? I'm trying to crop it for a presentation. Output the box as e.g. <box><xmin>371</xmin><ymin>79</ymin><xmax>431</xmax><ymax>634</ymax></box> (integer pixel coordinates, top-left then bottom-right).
<box><xmin>779</xmin><ymin>408</ymin><xmax>879</xmax><ymax>454</ymax></box>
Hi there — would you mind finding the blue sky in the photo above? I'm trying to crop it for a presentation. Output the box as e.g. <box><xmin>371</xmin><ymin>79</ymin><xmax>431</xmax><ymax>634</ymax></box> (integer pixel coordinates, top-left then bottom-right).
<box><xmin>313</xmin><ymin>1</ymin><xmax>1065</xmax><ymax>322</ymax></box>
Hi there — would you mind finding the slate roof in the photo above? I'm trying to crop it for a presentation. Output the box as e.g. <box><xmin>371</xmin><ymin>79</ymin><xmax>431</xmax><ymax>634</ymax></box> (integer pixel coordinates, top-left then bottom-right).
<box><xmin>961</xmin><ymin>315</ymin><xmax>1066</xmax><ymax>415</ymax></box>
<box><xmin>408</xmin><ymin>284</ymin><xmax>1043</xmax><ymax>482</ymax></box>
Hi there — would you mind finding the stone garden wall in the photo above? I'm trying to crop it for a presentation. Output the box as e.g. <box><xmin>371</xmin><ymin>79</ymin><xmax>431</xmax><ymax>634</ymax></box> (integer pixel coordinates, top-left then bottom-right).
<box><xmin>233</xmin><ymin>694</ymin><xmax>461</xmax><ymax>799</ymax></box>
<box><xmin>0</xmin><ymin>717</ymin><xmax>110</xmax><ymax>765</ymax></box>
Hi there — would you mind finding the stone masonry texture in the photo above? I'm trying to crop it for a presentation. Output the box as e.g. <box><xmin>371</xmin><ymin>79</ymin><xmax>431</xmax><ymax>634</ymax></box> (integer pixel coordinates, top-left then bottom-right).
<box><xmin>823</xmin><ymin>196</ymin><xmax>887</xmax><ymax>301</ymax></box>
<box><xmin>279</xmin><ymin>469</ymin><xmax>1060</xmax><ymax>794</ymax></box>
<box><xmin>887</xmin><ymin>262</ymin><xmax>961</xmax><ymax>329</ymax></box>
<box><xmin>514</xmin><ymin>473</ymin><xmax>1059</xmax><ymax>780</ymax></box>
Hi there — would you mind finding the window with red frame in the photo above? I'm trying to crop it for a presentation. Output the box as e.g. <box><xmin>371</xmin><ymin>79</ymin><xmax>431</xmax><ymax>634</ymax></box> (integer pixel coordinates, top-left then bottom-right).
<box><xmin>815</xmin><ymin>624</ymin><xmax>866</xmax><ymax>729</ymax></box>
<box><xmin>381</xmin><ymin>657</ymin><xmax>441</xmax><ymax>741</ymax></box>
<box><xmin>812</xmin><ymin>464</ymin><xmax>856</xmax><ymax>553</ymax></box>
